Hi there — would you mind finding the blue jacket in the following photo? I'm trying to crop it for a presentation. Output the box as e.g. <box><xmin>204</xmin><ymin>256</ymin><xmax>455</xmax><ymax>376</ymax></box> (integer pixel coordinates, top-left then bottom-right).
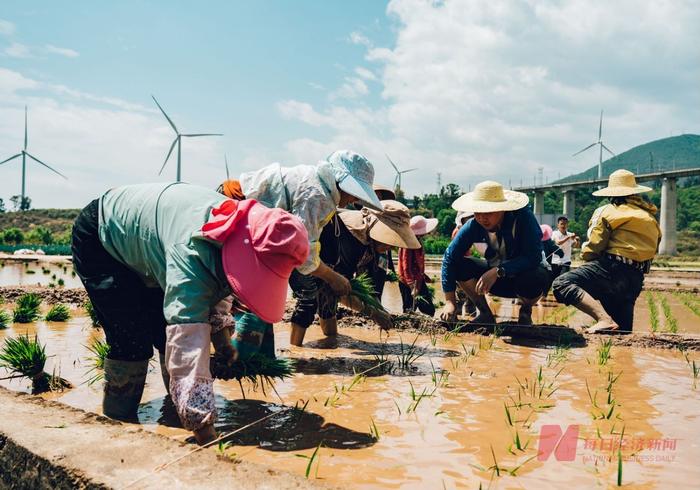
<box><xmin>441</xmin><ymin>207</ymin><xmax>543</xmax><ymax>293</ymax></box>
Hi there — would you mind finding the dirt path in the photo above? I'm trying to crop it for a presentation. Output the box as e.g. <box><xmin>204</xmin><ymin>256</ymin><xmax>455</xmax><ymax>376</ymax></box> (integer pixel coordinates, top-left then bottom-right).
<box><xmin>0</xmin><ymin>387</ymin><xmax>326</xmax><ymax>490</ymax></box>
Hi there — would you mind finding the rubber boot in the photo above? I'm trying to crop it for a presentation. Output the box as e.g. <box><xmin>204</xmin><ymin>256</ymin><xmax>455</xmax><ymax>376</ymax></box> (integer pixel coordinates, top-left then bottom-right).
<box><xmin>468</xmin><ymin>296</ymin><xmax>496</xmax><ymax>325</ymax></box>
<box><xmin>575</xmin><ymin>291</ymin><xmax>619</xmax><ymax>333</ymax></box>
<box><xmin>158</xmin><ymin>351</ymin><xmax>170</xmax><ymax>394</ymax></box>
<box><xmin>103</xmin><ymin>358</ymin><xmax>148</xmax><ymax>422</ymax></box>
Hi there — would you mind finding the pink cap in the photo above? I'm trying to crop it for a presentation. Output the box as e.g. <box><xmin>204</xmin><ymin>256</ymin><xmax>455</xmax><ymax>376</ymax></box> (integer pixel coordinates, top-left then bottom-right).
<box><xmin>201</xmin><ymin>199</ymin><xmax>309</xmax><ymax>323</ymax></box>
<box><xmin>540</xmin><ymin>224</ymin><xmax>553</xmax><ymax>242</ymax></box>
<box><xmin>409</xmin><ymin>215</ymin><xmax>438</xmax><ymax>236</ymax></box>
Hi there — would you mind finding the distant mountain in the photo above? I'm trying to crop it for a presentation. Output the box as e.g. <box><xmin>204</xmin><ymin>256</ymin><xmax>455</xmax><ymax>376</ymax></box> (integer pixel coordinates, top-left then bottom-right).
<box><xmin>556</xmin><ymin>134</ymin><xmax>700</xmax><ymax>184</ymax></box>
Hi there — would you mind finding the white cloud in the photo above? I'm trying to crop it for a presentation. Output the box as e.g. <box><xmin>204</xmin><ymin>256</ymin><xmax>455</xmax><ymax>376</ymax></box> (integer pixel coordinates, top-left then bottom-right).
<box><xmin>0</xmin><ymin>19</ymin><xmax>15</xmax><ymax>36</ymax></box>
<box><xmin>4</xmin><ymin>42</ymin><xmax>31</xmax><ymax>58</ymax></box>
<box><xmin>0</xmin><ymin>68</ymin><xmax>223</xmax><ymax>208</ymax></box>
<box><xmin>45</xmin><ymin>44</ymin><xmax>79</xmax><ymax>58</ymax></box>
<box><xmin>275</xmin><ymin>0</ymin><xmax>700</xmax><ymax>194</ymax></box>
<box><xmin>355</xmin><ymin>67</ymin><xmax>376</xmax><ymax>81</ymax></box>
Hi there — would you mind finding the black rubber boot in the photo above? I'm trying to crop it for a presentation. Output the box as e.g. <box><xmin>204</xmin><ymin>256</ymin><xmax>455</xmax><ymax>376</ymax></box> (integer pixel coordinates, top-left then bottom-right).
<box><xmin>103</xmin><ymin>358</ymin><xmax>148</xmax><ymax>421</ymax></box>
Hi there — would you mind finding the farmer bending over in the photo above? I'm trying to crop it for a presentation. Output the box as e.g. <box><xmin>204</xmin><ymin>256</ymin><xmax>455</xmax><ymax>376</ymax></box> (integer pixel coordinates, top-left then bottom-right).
<box><xmin>553</xmin><ymin>170</ymin><xmax>660</xmax><ymax>333</ymax></box>
<box><xmin>290</xmin><ymin>200</ymin><xmax>420</xmax><ymax>346</ymax></box>
<box><xmin>439</xmin><ymin>181</ymin><xmax>549</xmax><ymax>325</ymax></box>
<box><xmin>72</xmin><ymin>183</ymin><xmax>307</xmax><ymax>444</ymax></box>
<box><xmin>217</xmin><ymin>150</ymin><xmax>383</xmax><ymax>345</ymax></box>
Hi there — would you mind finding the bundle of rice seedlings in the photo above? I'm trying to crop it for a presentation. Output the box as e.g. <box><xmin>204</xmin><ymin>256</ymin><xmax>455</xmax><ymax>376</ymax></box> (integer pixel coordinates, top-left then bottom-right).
<box><xmin>12</xmin><ymin>293</ymin><xmax>42</xmax><ymax>323</ymax></box>
<box><xmin>45</xmin><ymin>303</ymin><xmax>71</xmax><ymax>322</ymax></box>
<box><xmin>84</xmin><ymin>337</ymin><xmax>110</xmax><ymax>385</ymax></box>
<box><xmin>386</xmin><ymin>270</ymin><xmax>399</xmax><ymax>282</ymax></box>
<box><xmin>350</xmin><ymin>273</ymin><xmax>385</xmax><ymax>312</ymax></box>
<box><xmin>210</xmin><ymin>353</ymin><xmax>295</xmax><ymax>392</ymax></box>
<box><xmin>0</xmin><ymin>333</ymin><xmax>71</xmax><ymax>393</ymax></box>
<box><xmin>83</xmin><ymin>300</ymin><xmax>101</xmax><ymax>328</ymax></box>
<box><xmin>0</xmin><ymin>310</ymin><xmax>10</xmax><ymax>330</ymax></box>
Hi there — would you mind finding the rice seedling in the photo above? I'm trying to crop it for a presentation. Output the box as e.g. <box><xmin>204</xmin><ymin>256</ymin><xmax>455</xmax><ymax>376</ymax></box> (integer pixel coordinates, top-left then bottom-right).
<box><xmin>12</xmin><ymin>293</ymin><xmax>42</xmax><ymax>323</ymax></box>
<box><xmin>674</xmin><ymin>292</ymin><xmax>700</xmax><ymax>318</ymax></box>
<box><xmin>396</xmin><ymin>335</ymin><xmax>424</xmax><ymax>369</ymax></box>
<box><xmin>385</xmin><ymin>270</ymin><xmax>398</xmax><ymax>282</ymax></box>
<box><xmin>45</xmin><ymin>303</ymin><xmax>71</xmax><ymax>322</ymax></box>
<box><xmin>57</xmin><ymin>278</ymin><xmax>65</xmax><ymax>287</ymax></box>
<box><xmin>0</xmin><ymin>310</ymin><xmax>10</xmax><ymax>330</ymax></box>
<box><xmin>369</xmin><ymin>417</ymin><xmax>380</xmax><ymax>440</ymax></box>
<box><xmin>296</xmin><ymin>441</ymin><xmax>323</xmax><ymax>479</ymax></box>
<box><xmin>406</xmin><ymin>381</ymin><xmax>433</xmax><ymax>413</ymax></box>
<box><xmin>83</xmin><ymin>300</ymin><xmax>101</xmax><ymax>328</ymax></box>
<box><xmin>84</xmin><ymin>337</ymin><xmax>110</xmax><ymax>385</ymax></box>
<box><xmin>26</xmin><ymin>269</ymin><xmax>36</xmax><ymax>274</ymax></box>
<box><xmin>0</xmin><ymin>333</ymin><xmax>71</xmax><ymax>393</ymax></box>
<box><xmin>478</xmin><ymin>335</ymin><xmax>494</xmax><ymax>351</ymax></box>
<box><xmin>692</xmin><ymin>360</ymin><xmax>699</xmax><ymax>389</ymax></box>
<box><xmin>210</xmin><ymin>353</ymin><xmax>295</xmax><ymax>388</ymax></box>
<box><xmin>596</xmin><ymin>339</ymin><xmax>613</xmax><ymax>366</ymax></box>
<box><xmin>645</xmin><ymin>292</ymin><xmax>659</xmax><ymax>332</ymax></box>
<box><xmin>429</xmin><ymin>361</ymin><xmax>450</xmax><ymax>389</ymax></box>
<box><xmin>350</xmin><ymin>273</ymin><xmax>385</xmax><ymax>312</ymax></box>
<box><xmin>546</xmin><ymin>343</ymin><xmax>570</xmax><ymax>368</ymax></box>
<box><xmin>659</xmin><ymin>295</ymin><xmax>678</xmax><ymax>333</ymax></box>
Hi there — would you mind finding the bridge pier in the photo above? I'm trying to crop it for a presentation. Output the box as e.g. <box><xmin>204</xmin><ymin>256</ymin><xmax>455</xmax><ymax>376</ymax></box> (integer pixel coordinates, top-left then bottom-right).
<box><xmin>562</xmin><ymin>189</ymin><xmax>576</xmax><ymax>220</ymax></box>
<box><xmin>659</xmin><ymin>177</ymin><xmax>677</xmax><ymax>255</ymax></box>
<box><xmin>534</xmin><ymin>191</ymin><xmax>544</xmax><ymax>216</ymax></box>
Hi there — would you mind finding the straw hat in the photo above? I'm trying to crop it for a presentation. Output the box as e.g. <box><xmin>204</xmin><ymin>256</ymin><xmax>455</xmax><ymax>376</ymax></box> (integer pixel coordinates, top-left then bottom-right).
<box><xmin>455</xmin><ymin>211</ymin><xmax>473</xmax><ymax>227</ymax></box>
<box><xmin>340</xmin><ymin>200</ymin><xmax>420</xmax><ymax>249</ymax></box>
<box><xmin>592</xmin><ymin>169</ymin><xmax>652</xmax><ymax>197</ymax></box>
<box><xmin>410</xmin><ymin>215</ymin><xmax>438</xmax><ymax>236</ymax></box>
<box><xmin>452</xmin><ymin>181</ymin><xmax>529</xmax><ymax>213</ymax></box>
<box><xmin>372</xmin><ymin>183</ymin><xmax>396</xmax><ymax>201</ymax></box>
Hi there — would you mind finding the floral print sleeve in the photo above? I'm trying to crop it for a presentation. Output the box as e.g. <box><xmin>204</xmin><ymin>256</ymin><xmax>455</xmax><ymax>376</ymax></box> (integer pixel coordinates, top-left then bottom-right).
<box><xmin>165</xmin><ymin>323</ymin><xmax>217</xmax><ymax>431</ymax></box>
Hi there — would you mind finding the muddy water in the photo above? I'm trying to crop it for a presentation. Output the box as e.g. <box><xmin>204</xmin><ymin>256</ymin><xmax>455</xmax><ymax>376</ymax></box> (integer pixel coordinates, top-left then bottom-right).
<box><xmin>0</xmin><ymin>260</ymin><xmax>83</xmax><ymax>288</ymax></box>
<box><xmin>1</xmin><ymin>309</ymin><xmax>698</xmax><ymax>489</ymax></box>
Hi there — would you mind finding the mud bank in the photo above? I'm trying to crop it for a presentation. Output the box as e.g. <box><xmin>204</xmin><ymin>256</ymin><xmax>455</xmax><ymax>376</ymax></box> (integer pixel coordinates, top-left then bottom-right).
<box><xmin>0</xmin><ymin>387</ymin><xmax>323</xmax><ymax>490</ymax></box>
<box><xmin>0</xmin><ymin>286</ymin><xmax>87</xmax><ymax>305</ymax></box>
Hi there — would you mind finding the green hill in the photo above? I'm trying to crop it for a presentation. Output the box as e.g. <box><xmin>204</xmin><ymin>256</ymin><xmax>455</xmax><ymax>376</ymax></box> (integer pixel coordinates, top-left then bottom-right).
<box><xmin>0</xmin><ymin>209</ymin><xmax>80</xmax><ymax>235</ymax></box>
<box><xmin>558</xmin><ymin>134</ymin><xmax>700</xmax><ymax>183</ymax></box>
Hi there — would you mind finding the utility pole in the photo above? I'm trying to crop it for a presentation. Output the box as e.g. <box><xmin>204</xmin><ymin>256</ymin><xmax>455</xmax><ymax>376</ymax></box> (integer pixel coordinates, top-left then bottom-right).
<box><xmin>436</xmin><ymin>172</ymin><xmax>442</xmax><ymax>195</ymax></box>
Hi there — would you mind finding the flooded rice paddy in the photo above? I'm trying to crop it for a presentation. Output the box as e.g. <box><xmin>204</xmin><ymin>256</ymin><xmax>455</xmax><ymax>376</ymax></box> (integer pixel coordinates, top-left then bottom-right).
<box><xmin>1</xmin><ymin>259</ymin><xmax>699</xmax><ymax>487</ymax></box>
<box><xmin>0</xmin><ymin>293</ymin><xmax>699</xmax><ymax>488</ymax></box>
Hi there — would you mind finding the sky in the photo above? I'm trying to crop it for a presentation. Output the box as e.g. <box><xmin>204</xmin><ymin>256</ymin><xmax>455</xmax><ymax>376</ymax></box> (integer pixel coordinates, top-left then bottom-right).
<box><xmin>0</xmin><ymin>0</ymin><xmax>699</xmax><ymax>209</ymax></box>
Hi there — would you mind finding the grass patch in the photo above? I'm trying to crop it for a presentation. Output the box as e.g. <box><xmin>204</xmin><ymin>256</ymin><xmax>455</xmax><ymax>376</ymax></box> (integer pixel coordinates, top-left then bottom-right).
<box><xmin>12</xmin><ymin>293</ymin><xmax>42</xmax><ymax>323</ymax></box>
<box><xmin>45</xmin><ymin>303</ymin><xmax>71</xmax><ymax>322</ymax></box>
<box><xmin>0</xmin><ymin>310</ymin><xmax>10</xmax><ymax>330</ymax></box>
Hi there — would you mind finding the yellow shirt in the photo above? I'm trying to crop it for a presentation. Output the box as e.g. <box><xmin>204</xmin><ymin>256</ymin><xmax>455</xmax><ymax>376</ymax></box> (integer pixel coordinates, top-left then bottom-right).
<box><xmin>581</xmin><ymin>196</ymin><xmax>661</xmax><ymax>262</ymax></box>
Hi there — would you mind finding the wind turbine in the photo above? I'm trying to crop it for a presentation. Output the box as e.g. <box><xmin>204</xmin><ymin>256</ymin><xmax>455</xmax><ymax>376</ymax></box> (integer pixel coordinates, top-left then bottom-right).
<box><xmin>152</xmin><ymin>95</ymin><xmax>222</xmax><ymax>182</ymax></box>
<box><xmin>385</xmin><ymin>154</ymin><xmax>417</xmax><ymax>192</ymax></box>
<box><xmin>572</xmin><ymin>110</ymin><xmax>615</xmax><ymax>179</ymax></box>
<box><xmin>0</xmin><ymin>106</ymin><xmax>68</xmax><ymax>210</ymax></box>
<box><xmin>224</xmin><ymin>154</ymin><xmax>230</xmax><ymax>180</ymax></box>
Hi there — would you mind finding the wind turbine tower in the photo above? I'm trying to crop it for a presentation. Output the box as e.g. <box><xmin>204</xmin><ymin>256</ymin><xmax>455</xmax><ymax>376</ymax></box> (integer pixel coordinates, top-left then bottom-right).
<box><xmin>0</xmin><ymin>106</ymin><xmax>68</xmax><ymax>210</ymax></box>
<box><xmin>385</xmin><ymin>154</ymin><xmax>418</xmax><ymax>192</ymax></box>
<box><xmin>152</xmin><ymin>96</ymin><xmax>223</xmax><ymax>182</ymax></box>
<box><xmin>572</xmin><ymin>110</ymin><xmax>615</xmax><ymax>179</ymax></box>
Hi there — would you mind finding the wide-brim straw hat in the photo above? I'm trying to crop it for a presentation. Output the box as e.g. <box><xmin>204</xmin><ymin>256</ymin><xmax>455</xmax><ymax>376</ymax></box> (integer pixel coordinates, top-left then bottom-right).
<box><xmin>341</xmin><ymin>200</ymin><xmax>420</xmax><ymax>249</ymax></box>
<box><xmin>452</xmin><ymin>181</ymin><xmax>529</xmax><ymax>213</ymax></box>
<box><xmin>372</xmin><ymin>183</ymin><xmax>396</xmax><ymax>201</ymax></box>
<box><xmin>592</xmin><ymin>169</ymin><xmax>652</xmax><ymax>197</ymax></box>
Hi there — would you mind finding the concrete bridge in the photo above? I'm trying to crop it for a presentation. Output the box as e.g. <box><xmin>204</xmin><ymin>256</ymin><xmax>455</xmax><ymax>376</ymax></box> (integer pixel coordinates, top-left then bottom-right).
<box><xmin>513</xmin><ymin>167</ymin><xmax>700</xmax><ymax>255</ymax></box>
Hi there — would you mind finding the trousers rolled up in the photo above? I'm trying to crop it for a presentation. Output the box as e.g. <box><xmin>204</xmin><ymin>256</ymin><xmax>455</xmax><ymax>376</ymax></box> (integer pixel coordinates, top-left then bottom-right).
<box><xmin>552</xmin><ymin>257</ymin><xmax>643</xmax><ymax>332</ymax></box>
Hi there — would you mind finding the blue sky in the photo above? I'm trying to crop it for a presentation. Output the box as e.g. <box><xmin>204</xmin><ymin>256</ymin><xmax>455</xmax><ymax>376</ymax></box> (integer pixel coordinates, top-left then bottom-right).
<box><xmin>1</xmin><ymin>1</ymin><xmax>699</xmax><ymax>208</ymax></box>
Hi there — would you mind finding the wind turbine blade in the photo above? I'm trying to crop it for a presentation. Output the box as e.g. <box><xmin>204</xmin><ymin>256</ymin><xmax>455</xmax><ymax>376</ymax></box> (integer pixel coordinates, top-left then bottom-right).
<box><xmin>181</xmin><ymin>133</ymin><xmax>223</xmax><ymax>137</ymax></box>
<box><xmin>0</xmin><ymin>153</ymin><xmax>22</xmax><ymax>165</ymax></box>
<box><xmin>598</xmin><ymin>110</ymin><xmax>603</xmax><ymax>140</ymax></box>
<box><xmin>24</xmin><ymin>106</ymin><xmax>28</xmax><ymax>150</ymax></box>
<box><xmin>151</xmin><ymin>95</ymin><xmax>179</xmax><ymax>134</ymax></box>
<box><xmin>572</xmin><ymin>142</ymin><xmax>597</xmax><ymax>157</ymax></box>
<box><xmin>601</xmin><ymin>143</ymin><xmax>615</xmax><ymax>156</ymax></box>
<box><xmin>159</xmin><ymin>138</ymin><xmax>178</xmax><ymax>175</ymax></box>
<box><xmin>25</xmin><ymin>152</ymin><xmax>68</xmax><ymax>179</ymax></box>
<box><xmin>401</xmin><ymin>168</ymin><xmax>419</xmax><ymax>174</ymax></box>
<box><xmin>385</xmin><ymin>153</ymin><xmax>399</xmax><ymax>173</ymax></box>
<box><xmin>225</xmin><ymin>154</ymin><xmax>230</xmax><ymax>180</ymax></box>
